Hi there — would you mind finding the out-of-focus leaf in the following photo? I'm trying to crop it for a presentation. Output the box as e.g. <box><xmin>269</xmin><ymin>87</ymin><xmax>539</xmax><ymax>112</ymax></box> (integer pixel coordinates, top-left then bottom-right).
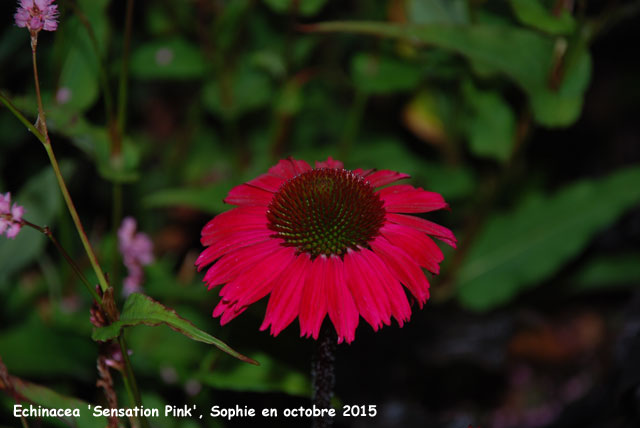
<box><xmin>309</xmin><ymin>21</ymin><xmax>591</xmax><ymax>127</ymax></box>
<box><xmin>202</xmin><ymin>66</ymin><xmax>272</xmax><ymax>119</ymax></box>
<box><xmin>57</xmin><ymin>0</ymin><xmax>110</xmax><ymax>112</ymax></box>
<box><xmin>199</xmin><ymin>352</ymin><xmax>310</xmax><ymax>396</ymax></box>
<box><xmin>407</xmin><ymin>0</ymin><xmax>469</xmax><ymax>24</ymax></box>
<box><xmin>92</xmin><ymin>293</ymin><xmax>258</xmax><ymax>365</ymax></box>
<box><xmin>461</xmin><ymin>80</ymin><xmax>516</xmax><ymax>162</ymax></box>
<box><xmin>530</xmin><ymin>41</ymin><xmax>591</xmax><ymax>127</ymax></box>
<box><xmin>402</xmin><ymin>90</ymin><xmax>451</xmax><ymax>146</ymax></box>
<box><xmin>348</xmin><ymin>139</ymin><xmax>474</xmax><ymax>199</ymax></box>
<box><xmin>0</xmin><ymin>316</ymin><xmax>94</xmax><ymax>378</ymax></box>
<box><xmin>570</xmin><ymin>254</ymin><xmax>640</xmax><ymax>292</ymax></box>
<box><xmin>0</xmin><ymin>376</ymin><xmax>107</xmax><ymax>428</ymax></box>
<box><xmin>351</xmin><ymin>52</ymin><xmax>422</xmax><ymax>94</ymax></box>
<box><xmin>144</xmin><ymin>183</ymin><xmax>230</xmax><ymax>213</ymax></box>
<box><xmin>457</xmin><ymin>166</ymin><xmax>640</xmax><ymax>311</ymax></box>
<box><xmin>131</xmin><ymin>38</ymin><xmax>206</xmax><ymax>79</ymax></box>
<box><xmin>509</xmin><ymin>0</ymin><xmax>576</xmax><ymax>35</ymax></box>
<box><xmin>263</xmin><ymin>0</ymin><xmax>327</xmax><ymax>17</ymax></box>
<box><xmin>0</xmin><ymin>164</ymin><xmax>71</xmax><ymax>283</ymax></box>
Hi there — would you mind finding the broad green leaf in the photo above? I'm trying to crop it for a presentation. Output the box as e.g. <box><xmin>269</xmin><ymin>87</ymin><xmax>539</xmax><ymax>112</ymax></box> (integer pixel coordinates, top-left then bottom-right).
<box><xmin>57</xmin><ymin>0</ymin><xmax>110</xmax><ymax>112</ymax></box>
<box><xmin>570</xmin><ymin>254</ymin><xmax>640</xmax><ymax>292</ymax></box>
<box><xmin>407</xmin><ymin>0</ymin><xmax>469</xmax><ymax>24</ymax></box>
<box><xmin>131</xmin><ymin>38</ymin><xmax>206</xmax><ymax>79</ymax></box>
<box><xmin>144</xmin><ymin>183</ymin><xmax>230</xmax><ymax>213</ymax></box>
<box><xmin>1</xmin><ymin>376</ymin><xmax>107</xmax><ymax>428</ymax></box>
<box><xmin>92</xmin><ymin>293</ymin><xmax>258</xmax><ymax>365</ymax></box>
<box><xmin>457</xmin><ymin>166</ymin><xmax>640</xmax><ymax>311</ymax></box>
<box><xmin>0</xmin><ymin>315</ymin><xmax>95</xmax><ymax>378</ymax></box>
<box><xmin>202</xmin><ymin>66</ymin><xmax>272</xmax><ymax>119</ymax></box>
<box><xmin>199</xmin><ymin>352</ymin><xmax>310</xmax><ymax>396</ymax></box>
<box><xmin>350</xmin><ymin>53</ymin><xmax>422</xmax><ymax>94</ymax></box>
<box><xmin>509</xmin><ymin>0</ymin><xmax>576</xmax><ymax>35</ymax></box>
<box><xmin>0</xmin><ymin>164</ymin><xmax>71</xmax><ymax>283</ymax></box>
<box><xmin>461</xmin><ymin>81</ymin><xmax>516</xmax><ymax>162</ymax></box>
<box><xmin>263</xmin><ymin>0</ymin><xmax>328</xmax><ymax>17</ymax></box>
<box><xmin>308</xmin><ymin>21</ymin><xmax>591</xmax><ymax>127</ymax></box>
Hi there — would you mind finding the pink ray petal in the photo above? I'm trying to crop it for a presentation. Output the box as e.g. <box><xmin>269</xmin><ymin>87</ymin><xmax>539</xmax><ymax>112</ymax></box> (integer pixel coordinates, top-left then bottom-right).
<box><xmin>365</xmin><ymin>170</ymin><xmax>411</xmax><ymax>188</ymax></box>
<box><xmin>370</xmin><ymin>235</ymin><xmax>430</xmax><ymax>307</ymax></box>
<box><xmin>378</xmin><ymin>186</ymin><xmax>448</xmax><ymax>213</ymax></box>
<box><xmin>224</xmin><ymin>184</ymin><xmax>274</xmax><ymax>206</ymax></box>
<box><xmin>386</xmin><ymin>213</ymin><xmax>456</xmax><ymax>247</ymax></box>
<box><xmin>325</xmin><ymin>255</ymin><xmax>359</xmax><ymax>344</ymax></box>
<box><xmin>299</xmin><ymin>255</ymin><xmax>328</xmax><ymax>339</ymax></box>
<box><xmin>381</xmin><ymin>223</ymin><xmax>444</xmax><ymax>274</ymax></box>
<box><xmin>315</xmin><ymin>156</ymin><xmax>344</xmax><ymax>169</ymax></box>
<box><xmin>246</xmin><ymin>173</ymin><xmax>286</xmax><ymax>192</ymax></box>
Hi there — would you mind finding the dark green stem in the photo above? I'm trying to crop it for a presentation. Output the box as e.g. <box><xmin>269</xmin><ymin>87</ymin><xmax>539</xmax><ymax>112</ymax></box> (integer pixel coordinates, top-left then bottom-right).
<box><xmin>339</xmin><ymin>89</ymin><xmax>367</xmax><ymax>162</ymax></box>
<box><xmin>311</xmin><ymin>324</ymin><xmax>336</xmax><ymax>428</ymax></box>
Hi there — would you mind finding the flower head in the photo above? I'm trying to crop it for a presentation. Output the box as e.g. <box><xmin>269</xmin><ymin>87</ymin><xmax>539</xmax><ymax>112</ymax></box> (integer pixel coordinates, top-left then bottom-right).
<box><xmin>15</xmin><ymin>0</ymin><xmax>59</xmax><ymax>33</ymax></box>
<box><xmin>0</xmin><ymin>192</ymin><xmax>25</xmax><ymax>239</ymax></box>
<box><xmin>196</xmin><ymin>157</ymin><xmax>456</xmax><ymax>343</ymax></box>
<box><xmin>118</xmin><ymin>217</ymin><xmax>154</xmax><ymax>296</ymax></box>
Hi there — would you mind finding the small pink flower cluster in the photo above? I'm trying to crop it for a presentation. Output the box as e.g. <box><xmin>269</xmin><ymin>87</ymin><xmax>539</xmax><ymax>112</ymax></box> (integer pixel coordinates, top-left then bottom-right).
<box><xmin>14</xmin><ymin>0</ymin><xmax>59</xmax><ymax>33</ymax></box>
<box><xmin>118</xmin><ymin>217</ymin><xmax>154</xmax><ymax>296</ymax></box>
<box><xmin>0</xmin><ymin>193</ymin><xmax>25</xmax><ymax>239</ymax></box>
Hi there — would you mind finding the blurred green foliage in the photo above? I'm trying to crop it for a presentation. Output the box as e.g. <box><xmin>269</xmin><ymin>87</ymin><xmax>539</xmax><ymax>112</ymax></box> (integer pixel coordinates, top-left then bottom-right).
<box><xmin>1</xmin><ymin>0</ymin><xmax>639</xmax><ymax>426</ymax></box>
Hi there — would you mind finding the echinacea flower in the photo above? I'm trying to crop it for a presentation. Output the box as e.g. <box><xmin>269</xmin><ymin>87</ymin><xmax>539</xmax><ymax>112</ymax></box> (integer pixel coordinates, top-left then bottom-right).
<box><xmin>14</xmin><ymin>0</ymin><xmax>59</xmax><ymax>33</ymax></box>
<box><xmin>196</xmin><ymin>157</ymin><xmax>456</xmax><ymax>343</ymax></box>
<box><xmin>118</xmin><ymin>217</ymin><xmax>154</xmax><ymax>296</ymax></box>
<box><xmin>0</xmin><ymin>192</ymin><xmax>25</xmax><ymax>239</ymax></box>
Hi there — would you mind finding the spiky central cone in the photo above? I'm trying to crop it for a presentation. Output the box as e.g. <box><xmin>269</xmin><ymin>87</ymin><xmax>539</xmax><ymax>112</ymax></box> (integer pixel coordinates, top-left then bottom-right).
<box><xmin>267</xmin><ymin>168</ymin><xmax>386</xmax><ymax>257</ymax></box>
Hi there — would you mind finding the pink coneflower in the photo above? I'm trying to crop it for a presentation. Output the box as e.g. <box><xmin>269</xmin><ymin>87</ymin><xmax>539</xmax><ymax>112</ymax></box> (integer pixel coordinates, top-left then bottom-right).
<box><xmin>196</xmin><ymin>157</ymin><xmax>455</xmax><ymax>343</ymax></box>
<box><xmin>0</xmin><ymin>192</ymin><xmax>25</xmax><ymax>239</ymax></box>
<box><xmin>118</xmin><ymin>217</ymin><xmax>154</xmax><ymax>296</ymax></box>
<box><xmin>14</xmin><ymin>0</ymin><xmax>59</xmax><ymax>33</ymax></box>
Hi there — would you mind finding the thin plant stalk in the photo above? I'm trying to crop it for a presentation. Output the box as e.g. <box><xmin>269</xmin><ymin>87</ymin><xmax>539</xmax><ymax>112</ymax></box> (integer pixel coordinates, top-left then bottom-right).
<box><xmin>311</xmin><ymin>324</ymin><xmax>337</xmax><ymax>428</ymax></box>
<box><xmin>26</xmin><ymin>39</ymin><xmax>149</xmax><ymax>428</ymax></box>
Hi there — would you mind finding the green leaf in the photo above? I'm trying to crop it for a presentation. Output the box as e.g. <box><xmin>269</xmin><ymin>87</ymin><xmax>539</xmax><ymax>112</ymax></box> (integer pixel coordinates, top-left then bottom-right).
<box><xmin>461</xmin><ymin>80</ymin><xmax>516</xmax><ymax>162</ymax></box>
<box><xmin>2</xmin><ymin>376</ymin><xmax>107</xmax><ymax>428</ymax></box>
<box><xmin>407</xmin><ymin>0</ymin><xmax>470</xmax><ymax>24</ymax></box>
<box><xmin>131</xmin><ymin>38</ymin><xmax>206</xmax><ymax>79</ymax></box>
<box><xmin>570</xmin><ymin>253</ymin><xmax>640</xmax><ymax>292</ymax></box>
<box><xmin>57</xmin><ymin>0</ymin><xmax>110</xmax><ymax>112</ymax></box>
<box><xmin>263</xmin><ymin>0</ymin><xmax>328</xmax><ymax>17</ymax></box>
<box><xmin>308</xmin><ymin>21</ymin><xmax>591</xmax><ymax>127</ymax></box>
<box><xmin>92</xmin><ymin>293</ymin><xmax>258</xmax><ymax>365</ymax></box>
<box><xmin>202</xmin><ymin>66</ymin><xmax>272</xmax><ymax>119</ymax></box>
<box><xmin>0</xmin><ymin>315</ymin><xmax>95</xmax><ymax>379</ymax></box>
<box><xmin>199</xmin><ymin>352</ymin><xmax>310</xmax><ymax>396</ymax></box>
<box><xmin>456</xmin><ymin>166</ymin><xmax>640</xmax><ymax>311</ymax></box>
<box><xmin>509</xmin><ymin>0</ymin><xmax>576</xmax><ymax>35</ymax></box>
<box><xmin>350</xmin><ymin>53</ymin><xmax>423</xmax><ymax>94</ymax></box>
<box><xmin>0</xmin><ymin>164</ymin><xmax>71</xmax><ymax>283</ymax></box>
<box><xmin>144</xmin><ymin>182</ymin><xmax>230</xmax><ymax>213</ymax></box>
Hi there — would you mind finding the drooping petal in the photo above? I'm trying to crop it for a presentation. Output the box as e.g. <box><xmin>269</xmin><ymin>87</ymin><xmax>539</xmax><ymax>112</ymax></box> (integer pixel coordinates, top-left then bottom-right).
<box><xmin>246</xmin><ymin>173</ymin><xmax>286</xmax><ymax>192</ymax></box>
<box><xmin>365</xmin><ymin>170</ymin><xmax>411</xmax><ymax>188</ymax></box>
<box><xmin>381</xmin><ymin>223</ymin><xmax>444</xmax><ymax>274</ymax></box>
<box><xmin>370</xmin><ymin>235</ymin><xmax>430</xmax><ymax>307</ymax></box>
<box><xmin>219</xmin><ymin>245</ymin><xmax>297</xmax><ymax>308</ymax></box>
<box><xmin>359</xmin><ymin>248</ymin><xmax>411</xmax><ymax>326</ymax></box>
<box><xmin>325</xmin><ymin>255</ymin><xmax>359</xmax><ymax>344</ymax></box>
<box><xmin>224</xmin><ymin>184</ymin><xmax>274</xmax><ymax>206</ymax></box>
<box><xmin>378</xmin><ymin>185</ymin><xmax>448</xmax><ymax>213</ymax></box>
<box><xmin>315</xmin><ymin>156</ymin><xmax>344</xmax><ymax>169</ymax></box>
<box><xmin>343</xmin><ymin>248</ymin><xmax>391</xmax><ymax>331</ymax></box>
<box><xmin>386</xmin><ymin>213</ymin><xmax>456</xmax><ymax>247</ymax></box>
<box><xmin>268</xmin><ymin>158</ymin><xmax>311</xmax><ymax>179</ymax></box>
<box><xmin>202</xmin><ymin>239</ymin><xmax>281</xmax><ymax>288</ymax></box>
<box><xmin>299</xmin><ymin>255</ymin><xmax>328</xmax><ymax>339</ymax></box>
<box><xmin>261</xmin><ymin>252</ymin><xmax>311</xmax><ymax>336</ymax></box>
<box><xmin>202</xmin><ymin>206</ymin><xmax>268</xmax><ymax>236</ymax></box>
<box><xmin>197</xmin><ymin>228</ymin><xmax>273</xmax><ymax>266</ymax></box>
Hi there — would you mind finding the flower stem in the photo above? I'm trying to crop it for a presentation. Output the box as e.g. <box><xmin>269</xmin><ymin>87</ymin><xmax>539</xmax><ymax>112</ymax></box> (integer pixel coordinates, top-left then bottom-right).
<box><xmin>311</xmin><ymin>324</ymin><xmax>336</xmax><ymax>428</ymax></box>
<box><xmin>31</xmin><ymin>38</ymin><xmax>49</xmax><ymax>142</ymax></box>
<box><xmin>19</xmin><ymin>218</ymin><xmax>102</xmax><ymax>305</ymax></box>
<box><xmin>117</xmin><ymin>335</ymin><xmax>149</xmax><ymax>428</ymax></box>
